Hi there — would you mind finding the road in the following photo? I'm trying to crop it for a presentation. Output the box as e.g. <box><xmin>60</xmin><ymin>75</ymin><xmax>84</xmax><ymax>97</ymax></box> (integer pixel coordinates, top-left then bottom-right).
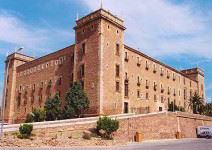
<box><xmin>0</xmin><ymin>138</ymin><xmax>211</xmax><ymax>150</ymax></box>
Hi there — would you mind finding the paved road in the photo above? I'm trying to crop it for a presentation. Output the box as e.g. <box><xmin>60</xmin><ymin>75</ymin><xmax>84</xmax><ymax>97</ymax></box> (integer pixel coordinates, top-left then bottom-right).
<box><xmin>0</xmin><ymin>138</ymin><xmax>211</xmax><ymax>150</ymax></box>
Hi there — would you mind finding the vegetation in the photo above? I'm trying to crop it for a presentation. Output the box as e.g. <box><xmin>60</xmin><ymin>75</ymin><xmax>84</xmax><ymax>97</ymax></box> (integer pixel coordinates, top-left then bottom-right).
<box><xmin>25</xmin><ymin>108</ymin><xmax>46</xmax><ymax>123</ymax></box>
<box><xmin>168</xmin><ymin>102</ymin><xmax>185</xmax><ymax>112</ymax></box>
<box><xmin>18</xmin><ymin>124</ymin><xmax>33</xmax><ymax>139</ymax></box>
<box><xmin>96</xmin><ymin>116</ymin><xmax>119</xmax><ymax>139</ymax></box>
<box><xmin>44</xmin><ymin>93</ymin><xmax>62</xmax><ymax>121</ymax></box>
<box><xmin>64</xmin><ymin>81</ymin><xmax>89</xmax><ymax>118</ymax></box>
<box><xmin>189</xmin><ymin>93</ymin><xmax>204</xmax><ymax>114</ymax></box>
<box><xmin>203</xmin><ymin>103</ymin><xmax>212</xmax><ymax>116</ymax></box>
<box><xmin>25</xmin><ymin>113</ymin><xmax>34</xmax><ymax>123</ymax></box>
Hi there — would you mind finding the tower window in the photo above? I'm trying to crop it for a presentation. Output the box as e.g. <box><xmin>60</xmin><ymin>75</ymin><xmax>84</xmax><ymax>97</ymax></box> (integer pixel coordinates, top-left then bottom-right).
<box><xmin>115</xmin><ymin>64</ymin><xmax>120</xmax><ymax>77</ymax></box>
<box><xmin>124</xmin><ymin>80</ymin><xmax>129</xmax><ymax>97</ymax></box>
<box><xmin>125</xmin><ymin>52</ymin><xmax>129</xmax><ymax>62</ymax></box>
<box><xmin>116</xmin><ymin>44</ymin><xmax>120</xmax><ymax>55</ymax></box>
<box><xmin>81</xmin><ymin>43</ymin><xmax>86</xmax><ymax>56</ymax></box>
<box><xmin>137</xmin><ymin>90</ymin><xmax>140</xmax><ymax>98</ymax></box>
<box><xmin>116</xmin><ymin>81</ymin><xmax>120</xmax><ymax>92</ymax></box>
<box><xmin>80</xmin><ymin>64</ymin><xmax>85</xmax><ymax>78</ymax></box>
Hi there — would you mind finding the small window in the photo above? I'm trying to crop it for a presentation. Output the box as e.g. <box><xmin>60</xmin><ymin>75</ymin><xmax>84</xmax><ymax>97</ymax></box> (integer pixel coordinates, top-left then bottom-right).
<box><xmin>116</xmin><ymin>65</ymin><xmax>120</xmax><ymax>77</ymax></box>
<box><xmin>81</xmin><ymin>43</ymin><xmax>86</xmax><ymax>56</ymax></box>
<box><xmin>154</xmin><ymin>95</ymin><xmax>157</xmax><ymax>102</ymax></box>
<box><xmin>57</xmin><ymin>77</ymin><xmax>62</xmax><ymax>86</ymax></box>
<box><xmin>116</xmin><ymin>81</ymin><xmax>120</xmax><ymax>92</ymax></box>
<box><xmin>146</xmin><ymin>93</ymin><xmax>149</xmax><ymax>99</ymax></box>
<box><xmin>80</xmin><ymin>64</ymin><xmax>85</xmax><ymax>78</ymax></box>
<box><xmin>125</xmin><ymin>52</ymin><xmax>128</xmax><ymax>61</ymax></box>
<box><xmin>124</xmin><ymin>80</ymin><xmax>129</xmax><ymax>97</ymax></box>
<box><xmin>137</xmin><ymin>90</ymin><xmax>140</xmax><ymax>98</ymax></box>
<box><xmin>80</xmin><ymin>80</ymin><xmax>84</xmax><ymax>90</ymax></box>
<box><xmin>116</xmin><ymin>44</ymin><xmax>120</xmax><ymax>55</ymax></box>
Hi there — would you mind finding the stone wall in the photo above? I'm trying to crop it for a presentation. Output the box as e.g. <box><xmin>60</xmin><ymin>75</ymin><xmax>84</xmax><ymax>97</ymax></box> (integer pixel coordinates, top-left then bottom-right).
<box><xmin>3</xmin><ymin>112</ymin><xmax>212</xmax><ymax>141</ymax></box>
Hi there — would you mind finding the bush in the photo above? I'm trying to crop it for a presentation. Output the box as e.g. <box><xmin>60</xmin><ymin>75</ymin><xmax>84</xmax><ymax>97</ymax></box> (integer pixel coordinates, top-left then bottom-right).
<box><xmin>32</xmin><ymin>108</ymin><xmax>46</xmax><ymax>122</ymax></box>
<box><xmin>18</xmin><ymin>124</ymin><xmax>33</xmax><ymax>139</ymax></box>
<box><xmin>25</xmin><ymin>113</ymin><xmax>34</xmax><ymax>123</ymax></box>
<box><xmin>96</xmin><ymin>116</ymin><xmax>119</xmax><ymax>139</ymax></box>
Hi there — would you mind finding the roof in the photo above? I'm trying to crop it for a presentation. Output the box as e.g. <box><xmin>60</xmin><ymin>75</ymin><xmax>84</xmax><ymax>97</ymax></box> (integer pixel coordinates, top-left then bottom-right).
<box><xmin>124</xmin><ymin>45</ymin><xmax>198</xmax><ymax>82</ymax></box>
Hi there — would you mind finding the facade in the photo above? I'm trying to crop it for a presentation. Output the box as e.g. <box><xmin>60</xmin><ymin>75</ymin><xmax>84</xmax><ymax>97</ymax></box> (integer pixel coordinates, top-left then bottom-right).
<box><xmin>3</xmin><ymin>9</ymin><xmax>205</xmax><ymax>123</ymax></box>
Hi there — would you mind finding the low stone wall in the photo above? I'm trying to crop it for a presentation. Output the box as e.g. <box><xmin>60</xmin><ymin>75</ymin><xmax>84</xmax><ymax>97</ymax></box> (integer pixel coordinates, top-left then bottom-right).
<box><xmin>2</xmin><ymin>112</ymin><xmax>212</xmax><ymax>142</ymax></box>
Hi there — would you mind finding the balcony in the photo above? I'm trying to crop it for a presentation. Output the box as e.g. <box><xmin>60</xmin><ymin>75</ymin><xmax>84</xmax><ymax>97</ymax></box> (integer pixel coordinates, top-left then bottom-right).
<box><xmin>161</xmin><ymin>88</ymin><xmax>164</xmax><ymax>93</ymax></box>
<box><xmin>137</xmin><ymin>62</ymin><xmax>141</xmax><ymax>67</ymax></box>
<box><xmin>145</xmin><ymin>66</ymin><xmax>149</xmax><ymax>71</ymax></box>
<box><xmin>146</xmin><ymin>85</ymin><xmax>149</xmax><ymax>89</ymax></box>
<box><xmin>153</xmin><ymin>69</ymin><xmax>157</xmax><ymax>74</ymax></box>
<box><xmin>154</xmin><ymin>85</ymin><xmax>157</xmax><ymax>91</ymax></box>
<box><xmin>167</xmin><ymin>75</ymin><xmax>170</xmax><ymax>79</ymax></box>
<box><xmin>160</xmin><ymin>72</ymin><xmax>164</xmax><ymax>76</ymax></box>
<box><xmin>125</xmin><ymin>56</ymin><xmax>129</xmax><ymax>62</ymax></box>
<box><xmin>137</xmin><ymin>82</ymin><xmax>141</xmax><ymax>87</ymax></box>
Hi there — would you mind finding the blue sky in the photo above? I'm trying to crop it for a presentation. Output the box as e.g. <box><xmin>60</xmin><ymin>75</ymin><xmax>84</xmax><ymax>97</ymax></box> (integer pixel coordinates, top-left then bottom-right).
<box><xmin>0</xmin><ymin>0</ymin><xmax>212</xmax><ymax>103</ymax></box>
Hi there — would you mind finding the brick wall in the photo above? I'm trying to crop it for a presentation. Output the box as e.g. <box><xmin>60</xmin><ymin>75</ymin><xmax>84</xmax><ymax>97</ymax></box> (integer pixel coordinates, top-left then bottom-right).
<box><xmin>4</xmin><ymin>112</ymin><xmax>212</xmax><ymax>141</ymax></box>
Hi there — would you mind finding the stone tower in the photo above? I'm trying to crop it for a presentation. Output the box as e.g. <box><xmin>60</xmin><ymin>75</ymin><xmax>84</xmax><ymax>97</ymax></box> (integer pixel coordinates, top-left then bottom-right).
<box><xmin>3</xmin><ymin>53</ymin><xmax>34</xmax><ymax>123</ymax></box>
<box><xmin>74</xmin><ymin>9</ymin><xmax>126</xmax><ymax>115</ymax></box>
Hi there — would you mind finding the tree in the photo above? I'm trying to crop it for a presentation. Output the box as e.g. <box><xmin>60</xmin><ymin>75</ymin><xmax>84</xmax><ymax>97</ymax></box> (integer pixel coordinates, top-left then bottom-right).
<box><xmin>189</xmin><ymin>93</ymin><xmax>204</xmax><ymax>114</ymax></box>
<box><xmin>44</xmin><ymin>93</ymin><xmax>62</xmax><ymax>121</ymax></box>
<box><xmin>203</xmin><ymin>103</ymin><xmax>212</xmax><ymax>116</ymax></box>
<box><xmin>64</xmin><ymin>81</ymin><xmax>89</xmax><ymax>118</ymax></box>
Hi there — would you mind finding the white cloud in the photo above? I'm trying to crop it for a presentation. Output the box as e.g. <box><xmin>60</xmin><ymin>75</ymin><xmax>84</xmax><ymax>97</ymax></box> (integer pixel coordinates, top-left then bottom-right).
<box><xmin>81</xmin><ymin>0</ymin><xmax>212</xmax><ymax>58</ymax></box>
<box><xmin>0</xmin><ymin>10</ymin><xmax>72</xmax><ymax>56</ymax></box>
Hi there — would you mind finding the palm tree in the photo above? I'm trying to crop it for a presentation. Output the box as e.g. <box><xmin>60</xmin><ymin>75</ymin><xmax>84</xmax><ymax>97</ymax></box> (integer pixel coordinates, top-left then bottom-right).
<box><xmin>188</xmin><ymin>93</ymin><xmax>204</xmax><ymax>114</ymax></box>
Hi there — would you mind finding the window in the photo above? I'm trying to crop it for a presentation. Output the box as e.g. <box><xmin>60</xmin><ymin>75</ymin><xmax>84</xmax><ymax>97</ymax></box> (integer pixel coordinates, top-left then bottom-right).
<box><xmin>184</xmin><ymin>88</ymin><xmax>187</xmax><ymax>100</ymax></box>
<box><xmin>116</xmin><ymin>81</ymin><xmax>120</xmax><ymax>92</ymax></box>
<box><xmin>173</xmin><ymin>89</ymin><xmax>176</xmax><ymax>96</ymax></box>
<box><xmin>137</xmin><ymin>57</ymin><xmax>141</xmax><ymax>66</ymax></box>
<box><xmin>137</xmin><ymin>90</ymin><xmax>140</xmax><ymax>98</ymax></box>
<box><xmin>154</xmin><ymin>95</ymin><xmax>157</xmax><ymax>102</ymax></box>
<box><xmin>160</xmin><ymin>68</ymin><xmax>164</xmax><ymax>76</ymax></box>
<box><xmin>159</xmin><ymin>107</ymin><xmax>163</xmax><ymax>112</ymax></box>
<box><xmin>137</xmin><ymin>76</ymin><xmax>141</xmax><ymax>86</ymax></box>
<box><xmin>167</xmin><ymin>71</ymin><xmax>170</xmax><ymax>79</ymax></box>
<box><xmin>146</xmin><ymin>80</ymin><xmax>149</xmax><ymax>89</ymax></box>
<box><xmin>161</xmin><ymin>96</ymin><xmax>164</xmax><ymax>103</ymax></box>
<box><xmin>201</xmin><ymin>84</ymin><xmax>204</xmax><ymax>91</ymax></box>
<box><xmin>80</xmin><ymin>64</ymin><xmax>85</xmax><ymax>78</ymax></box>
<box><xmin>125</xmin><ymin>72</ymin><xmax>128</xmax><ymax>80</ymax></box>
<box><xmin>161</xmin><ymin>84</ymin><xmax>164</xmax><ymax>93</ymax></box>
<box><xmin>116</xmin><ymin>65</ymin><xmax>120</xmax><ymax>77</ymax></box>
<box><xmin>153</xmin><ymin>64</ymin><xmax>157</xmax><ymax>73</ymax></box>
<box><xmin>146</xmin><ymin>93</ymin><xmax>149</xmax><ymax>99</ymax></box>
<box><xmin>57</xmin><ymin>77</ymin><xmax>62</xmax><ymax>86</ymax></box>
<box><xmin>190</xmin><ymin>81</ymin><xmax>192</xmax><ymax>87</ymax></box>
<box><xmin>173</xmin><ymin>73</ymin><xmax>176</xmax><ymax>81</ymax></box>
<box><xmin>124</xmin><ymin>80</ymin><xmax>129</xmax><ymax>97</ymax></box>
<box><xmin>168</xmin><ymin>87</ymin><xmax>170</xmax><ymax>95</ymax></box>
<box><xmin>184</xmin><ymin>78</ymin><xmax>186</xmax><ymax>85</ymax></box>
<box><xmin>154</xmin><ymin>82</ymin><xmax>157</xmax><ymax>91</ymax></box>
<box><xmin>124</xmin><ymin>102</ymin><xmax>128</xmax><ymax>113</ymax></box>
<box><xmin>125</xmin><ymin>52</ymin><xmax>128</xmax><ymax>62</ymax></box>
<box><xmin>81</xmin><ymin>43</ymin><xmax>85</xmax><ymax>56</ymax></box>
<box><xmin>80</xmin><ymin>80</ymin><xmax>84</xmax><ymax>90</ymax></box>
<box><xmin>116</xmin><ymin>44</ymin><xmax>120</xmax><ymax>55</ymax></box>
<box><xmin>145</xmin><ymin>61</ymin><xmax>149</xmax><ymax>70</ymax></box>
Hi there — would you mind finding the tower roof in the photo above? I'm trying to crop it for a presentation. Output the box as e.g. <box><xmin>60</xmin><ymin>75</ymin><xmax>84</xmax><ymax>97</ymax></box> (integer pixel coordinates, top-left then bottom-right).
<box><xmin>74</xmin><ymin>8</ymin><xmax>126</xmax><ymax>30</ymax></box>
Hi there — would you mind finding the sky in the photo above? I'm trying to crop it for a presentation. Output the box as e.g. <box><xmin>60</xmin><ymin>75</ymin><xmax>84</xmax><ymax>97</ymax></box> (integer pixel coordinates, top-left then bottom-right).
<box><xmin>0</xmin><ymin>0</ymin><xmax>212</xmax><ymax>104</ymax></box>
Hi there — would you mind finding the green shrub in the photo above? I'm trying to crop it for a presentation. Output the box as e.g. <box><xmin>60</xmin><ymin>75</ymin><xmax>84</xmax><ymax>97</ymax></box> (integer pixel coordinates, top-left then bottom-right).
<box><xmin>44</xmin><ymin>93</ymin><xmax>62</xmax><ymax>121</ymax></box>
<box><xmin>32</xmin><ymin>108</ymin><xmax>46</xmax><ymax>122</ymax></box>
<box><xmin>96</xmin><ymin>116</ymin><xmax>119</xmax><ymax>139</ymax></box>
<box><xmin>25</xmin><ymin>113</ymin><xmax>34</xmax><ymax>123</ymax></box>
<box><xmin>18</xmin><ymin>124</ymin><xmax>33</xmax><ymax>139</ymax></box>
